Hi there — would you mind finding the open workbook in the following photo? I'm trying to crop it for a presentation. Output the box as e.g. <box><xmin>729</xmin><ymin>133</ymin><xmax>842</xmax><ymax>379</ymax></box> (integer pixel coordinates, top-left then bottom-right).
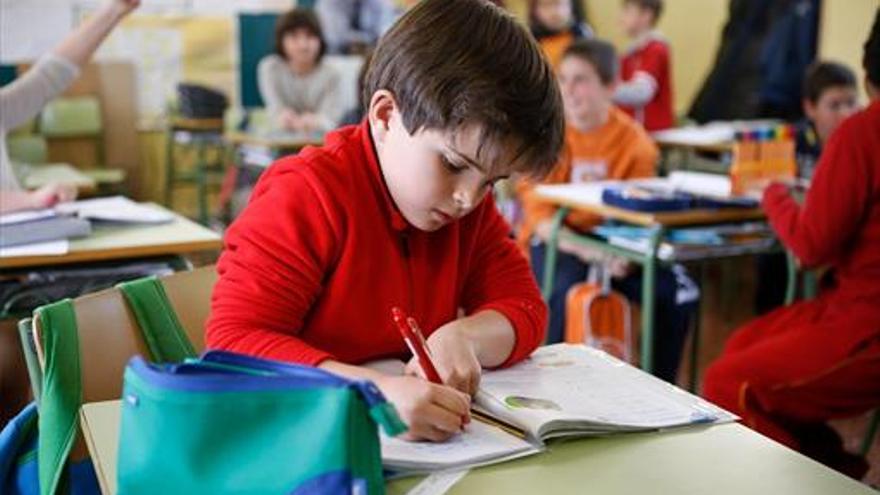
<box><xmin>377</xmin><ymin>344</ymin><xmax>736</xmax><ymax>475</ymax></box>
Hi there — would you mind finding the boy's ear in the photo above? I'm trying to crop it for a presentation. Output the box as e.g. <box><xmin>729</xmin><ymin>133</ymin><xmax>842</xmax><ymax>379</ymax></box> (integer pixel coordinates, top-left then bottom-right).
<box><xmin>803</xmin><ymin>98</ymin><xmax>817</xmax><ymax>121</ymax></box>
<box><xmin>368</xmin><ymin>89</ymin><xmax>397</xmax><ymax>145</ymax></box>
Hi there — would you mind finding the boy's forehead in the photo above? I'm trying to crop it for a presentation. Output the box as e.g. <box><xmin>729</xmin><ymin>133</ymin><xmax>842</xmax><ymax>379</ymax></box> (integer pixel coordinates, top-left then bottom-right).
<box><xmin>437</xmin><ymin>125</ymin><xmax>525</xmax><ymax>175</ymax></box>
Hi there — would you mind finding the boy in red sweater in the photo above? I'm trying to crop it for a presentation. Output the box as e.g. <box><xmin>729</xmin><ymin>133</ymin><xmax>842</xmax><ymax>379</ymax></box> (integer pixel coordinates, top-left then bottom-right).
<box><xmin>206</xmin><ymin>0</ymin><xmax>564</xmax><ymax>443</ymax></box>
<box><xmin>613</xmin><ymin>0</ymin><xmax>674</xmax><ymax>131</ymax></box>
<box><xmin>703</xmin><ymin>13</ymin><xmax>880</xmax><ymax>479</ymax></box>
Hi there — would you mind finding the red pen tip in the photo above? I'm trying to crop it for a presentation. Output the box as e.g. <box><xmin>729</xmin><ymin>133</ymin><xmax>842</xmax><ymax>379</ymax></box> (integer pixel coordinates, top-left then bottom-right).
<box><xmin>391</xmin><ymin>307</ymin><xmax>406</xmax><ymax>324</ymax></box>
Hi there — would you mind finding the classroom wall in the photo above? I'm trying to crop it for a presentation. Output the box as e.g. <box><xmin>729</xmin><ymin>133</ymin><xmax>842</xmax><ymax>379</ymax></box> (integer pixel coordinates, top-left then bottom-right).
<box><xmin>506</xmin><ymin>0</ymin><xmax>728</xmax><ymax>118</ymax></box>
<box><xmin>583</xmin><ymin>0</ymin><xmax>727</xmax><ymax>119</ymax></box>
<box><xmin>820</xmin><ymin>0</ymin><xmax>877</xmax><ymax>104</ymax></box>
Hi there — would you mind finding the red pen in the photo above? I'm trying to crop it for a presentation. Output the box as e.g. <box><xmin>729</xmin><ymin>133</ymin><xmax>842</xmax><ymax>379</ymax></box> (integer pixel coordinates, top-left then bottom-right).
<box><xmin>391</xmin><ymin>307</ymin><xmax>443</xmax><ymax>384</ymax></box>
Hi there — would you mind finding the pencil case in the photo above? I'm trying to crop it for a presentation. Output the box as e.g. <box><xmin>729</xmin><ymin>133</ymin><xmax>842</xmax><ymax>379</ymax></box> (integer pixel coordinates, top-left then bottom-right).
<box><xmin>117</xmin><ymin>351</ymin><xmax>407</xmax><ymax>495</ymax></box>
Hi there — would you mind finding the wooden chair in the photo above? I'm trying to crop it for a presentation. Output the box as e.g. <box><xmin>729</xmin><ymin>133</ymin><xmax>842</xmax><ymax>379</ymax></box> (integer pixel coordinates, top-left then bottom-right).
<box><xmin>27</xmin><ymin>266</ymin><xmax>217</xmax><ymax>463</ymax></box>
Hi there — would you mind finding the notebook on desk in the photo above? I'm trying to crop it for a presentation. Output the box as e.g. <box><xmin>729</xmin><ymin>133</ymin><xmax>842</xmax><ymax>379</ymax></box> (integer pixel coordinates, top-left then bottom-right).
<box><xmin>376</xmin><ymin>344</ymin><xmax>736</xmax><ymax>475</ymax></box>
<box><xmin>56</xmin><ymin>196</ymin><xmax>174</xmax><ymax>225</ymax></box>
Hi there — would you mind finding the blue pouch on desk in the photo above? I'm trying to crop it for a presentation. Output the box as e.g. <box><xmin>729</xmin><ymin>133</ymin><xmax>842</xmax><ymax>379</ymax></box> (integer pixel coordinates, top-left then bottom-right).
<box><xmin>602</xmin><ymin>186</ymin><xmax>757</xmax><ymax>212</ymax></box>
<box><xmin>117</xmin><ymin>351</ymin><xmax>407</xmax><ymax>495</ymax></box>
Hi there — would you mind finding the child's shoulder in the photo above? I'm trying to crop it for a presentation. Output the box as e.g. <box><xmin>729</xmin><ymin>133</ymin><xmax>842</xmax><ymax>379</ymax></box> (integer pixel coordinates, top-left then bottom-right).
<box><xmin>258</xmin><ymin>54</ymin><xmax>285</xmax><ymax>71</ymax></box>
<box><xmin>608</xmin><ymin>107</ymin><xmax>654</xmax><ymax>145</ymax></box>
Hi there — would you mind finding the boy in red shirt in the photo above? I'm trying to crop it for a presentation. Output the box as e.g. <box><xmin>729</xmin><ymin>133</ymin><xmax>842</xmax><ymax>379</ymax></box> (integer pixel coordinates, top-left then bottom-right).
<box><xmin>206</xmin><ymin>0</ymin><xmax>564</xmax><ymax>443</ymax></box>
<box><xmin>613</xmin><ymin>0</ymin><xmax>674</xmax><ymax>131</ymax></box>
<box><xmin>703</xmin><ymin>13</ymin><xmax>880</xmax><ymax>479</ymax></box>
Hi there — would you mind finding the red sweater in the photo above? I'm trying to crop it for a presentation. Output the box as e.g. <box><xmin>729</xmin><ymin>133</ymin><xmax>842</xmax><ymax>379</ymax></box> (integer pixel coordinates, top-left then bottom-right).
<box><xmin>763</xmin><ymin>100</ymin><xmax>880</xmax><ymax>306</ymax></box>
<box><xmin>206</xmin><ymin>121</ymin><xmax>547</xmax><ymax>367</ymax></box>
<box><xmin>620</xmin><ymin>36</ymin><xmax>674</xmax><ymax>132</ymax></box>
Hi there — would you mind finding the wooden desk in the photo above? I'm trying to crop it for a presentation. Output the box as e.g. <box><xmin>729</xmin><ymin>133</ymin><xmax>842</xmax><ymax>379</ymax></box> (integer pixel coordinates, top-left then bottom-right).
<box><xmin>0</xmin><ymin>203</ymin><xmax>221</xmax><ymax>270</ymax></box>
<box><xmin>224</xmin><ymin>130</ymin><xmax>323</xmax><ymax>151</ymax></box>
<box><xmin>81</xmin><ymin>400</ymin><xmax>873</xmax><ymax>495</ymax></box>
<box><xmin>535</xmin><ymin>192</ymin><xmax>765</xmax><ymax>228</ymax></box>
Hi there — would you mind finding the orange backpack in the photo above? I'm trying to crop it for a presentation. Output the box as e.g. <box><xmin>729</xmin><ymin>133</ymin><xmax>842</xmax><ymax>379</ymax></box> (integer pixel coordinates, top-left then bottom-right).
<box><xmin>565</xmin><ymin>264</ymin><xmax>633</xmax><ymax>363</ymax></box>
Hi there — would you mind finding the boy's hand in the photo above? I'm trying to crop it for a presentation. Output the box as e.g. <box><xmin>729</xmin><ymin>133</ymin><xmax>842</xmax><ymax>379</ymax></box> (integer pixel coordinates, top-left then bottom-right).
<box><xmin>374</xmin><ymin>375</ymin><xmax>470</xmax><ymax>442</ymax></box>
<box><xmin>29</xmin><ymin>183</ymin><xmax>77</xmax><ymax>209</ymax></box>
<box><xmin>279</xmin><ymin>109</ymin><xmax>302</xmax><ymax>131</ymax></box>
<box><xmin>406</xmin><ymin>322</ymin><xmax>482</xmax><ymax>397</ymax></box>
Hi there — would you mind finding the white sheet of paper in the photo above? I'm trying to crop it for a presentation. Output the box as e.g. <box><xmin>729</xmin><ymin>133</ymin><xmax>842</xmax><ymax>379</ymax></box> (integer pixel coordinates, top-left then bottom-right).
<box><xmin>405</xmin><ymin>469</ymin><xmax>469</xmax><ymax>495</ymax></box>
<box><xmin>0</xmin><ymin>209</ymin><xmax>56</xmax><ymax>226</ymax></box>
<box><xmin>56</xmin><ymin>196</ymin><xmax>174</xmax><ymax>224</ymax></box>
<box><xmin>0</xmin><ymin>239</ymin><xmax>69</xmax><ymax>257</ymax></box>
<box><xmin>382</xmin><ymin>419</ymin><xmax>538</xmax><ymax>471</ymax></box>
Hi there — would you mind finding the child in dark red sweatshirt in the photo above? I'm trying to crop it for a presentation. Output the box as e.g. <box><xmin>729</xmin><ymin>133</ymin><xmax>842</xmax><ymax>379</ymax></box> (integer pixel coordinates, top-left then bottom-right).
<box><xmin>704</xmin><ymin>12</ymin><xmax>880</xmax><ymax>479</ymax></box>
<box><xmin>206</xmin><ymin>0</ymin><xmax>564</xmax><ymax>443</ymax></box>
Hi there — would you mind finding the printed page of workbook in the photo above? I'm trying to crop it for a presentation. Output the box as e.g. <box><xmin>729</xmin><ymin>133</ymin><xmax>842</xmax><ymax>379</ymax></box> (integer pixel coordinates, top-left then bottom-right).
<box><xmin>476</xmin><ymin>344</ymin><xmax>736</xmax><ymax>440</ymax></box>
<box><xmin>380</xmin><ymin>418</ymin><xmax>541</xmax><ymax>474</ymax></box>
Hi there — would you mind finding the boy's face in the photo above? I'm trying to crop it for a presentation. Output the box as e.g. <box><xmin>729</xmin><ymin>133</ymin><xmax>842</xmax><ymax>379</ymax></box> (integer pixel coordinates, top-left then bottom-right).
<box><xmin>370</xmin><ymin>93</ymin><xmax>512</xmax><ymax>232</ymax></box>
<box><xmin>619</xmin><ymin>3</ymin><xmax>655</xmax><ymax>38</ymax></box>
<box><xmin>558</xmin><ymin>55</ymin><xmax>614</xmax><ymax>124</ymax></box>
<box><xmin>803</xmin><ymin>85</ymin><xmax>859</xmax><ymax>143</ymax></box>
<box><xmin>282</xmin><ymin>28</ymin><xmax>320</xmax><ymax>68</ymax></box>
<box><xmin>534</xmin><ymin>0</ymin><xmax>573</xmax><ymax>32</ymax></box>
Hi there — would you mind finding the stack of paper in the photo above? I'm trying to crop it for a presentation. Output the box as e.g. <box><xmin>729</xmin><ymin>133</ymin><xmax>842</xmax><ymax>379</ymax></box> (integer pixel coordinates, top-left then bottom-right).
<box><xmin>0</xmin><ymin>208</ymin><xmax>91</xmax><ymax>249</ymax></box>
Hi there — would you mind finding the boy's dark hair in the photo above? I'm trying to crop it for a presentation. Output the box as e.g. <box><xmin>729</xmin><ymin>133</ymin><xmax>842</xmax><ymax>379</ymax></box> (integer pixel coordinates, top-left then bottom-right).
<box><xmin>274</xmin><ymin>9</ymin><xmax>326</xmax><ymax>62</ymax></box>
<box><xmin>802</xmin><ymin>62</ymin><xmax>856</xmax><ymax>103</ymax></box>
<box><xmin>623</xmin><ymin>0</ymin><xmax>663</xmax><ymax>23</ymax></box>
<box><xmin>364</xmin><ymin>0</ymin><xmax>564</xmax><ymax>178</ymax></box>
<box><xmin>562</xmin><ymin>39</ymin><xmax>619</xmax><ymax>86</ymax></box>
<box><xmin>865</xmin><ymin>8</ymin><xmax>880</xmax><ymax>87</ymax></box>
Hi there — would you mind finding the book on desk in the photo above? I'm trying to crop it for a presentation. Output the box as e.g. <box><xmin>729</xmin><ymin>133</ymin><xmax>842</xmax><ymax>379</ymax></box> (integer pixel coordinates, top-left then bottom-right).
<box><xmin>0</xmin><ymin>196</ymin><xmax>175</xmax><ymax>253</ymax></box>
<box><xmin>375</xmin><ymin>344</ymin><xmax>736</xmax><ymax>475</ymax></box>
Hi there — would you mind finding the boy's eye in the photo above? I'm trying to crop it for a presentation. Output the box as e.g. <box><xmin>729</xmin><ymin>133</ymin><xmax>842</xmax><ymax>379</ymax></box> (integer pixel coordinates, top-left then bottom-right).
<box><xmin>441</xmin><ymin>155</ymin><xmax>467</xmax><ymax>173</ymax></box>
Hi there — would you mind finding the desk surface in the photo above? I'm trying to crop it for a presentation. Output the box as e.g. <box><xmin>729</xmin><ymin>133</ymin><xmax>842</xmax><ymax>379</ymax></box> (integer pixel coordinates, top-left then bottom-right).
<box><xmin>532</xmin><ymin>189</ymin><xmax>765</xmax><ymax>227</ymax></box>
<box><xmin>0</xmin><ymin>203</ymin><xmax>222</xmax><ymax>269</ymax></box>
<box><xmin>224</xmin><ymin>130</ymin><xmax>323</xmax><ymax>150</ymax></box>
<box><xmin>82</xmin><ymin>400</ymin><xmax>872</xmax><ymax>495</ymax></box>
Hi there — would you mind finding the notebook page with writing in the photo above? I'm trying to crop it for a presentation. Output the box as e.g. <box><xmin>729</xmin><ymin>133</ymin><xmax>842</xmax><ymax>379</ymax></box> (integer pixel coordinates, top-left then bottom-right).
<box><xmin>381</xmin><ymin>418</ymin><xmax>540</xmax><ymax>473</ymax></box>
<box><xmin>476</xmin><ymin>344</ymin><xmax>735</xmax><ymax>440</ymax></box>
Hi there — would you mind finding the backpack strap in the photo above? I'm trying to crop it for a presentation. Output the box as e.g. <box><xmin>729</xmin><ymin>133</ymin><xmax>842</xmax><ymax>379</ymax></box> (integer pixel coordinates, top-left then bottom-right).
<box><xmin>35</xmin><ymin>300</ymin><xmax>82</xmax><ymax>495</ymax></box>
<box><xmin>117</xmin><ymin>276</ymin><xmax>196</xmax><ymax>363</ymax></box>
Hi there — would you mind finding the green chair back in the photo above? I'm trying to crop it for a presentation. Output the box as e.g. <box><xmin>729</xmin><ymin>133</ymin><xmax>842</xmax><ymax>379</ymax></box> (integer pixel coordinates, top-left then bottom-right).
<box><xmin>7</xmin><ymin>134</ymin><xmax>49</xmax><ymax>164</ymax></box>
<box><xmin>38</xmin><ymin>96</ymin><xmax>103</xmax><ymax>138</ymax></box>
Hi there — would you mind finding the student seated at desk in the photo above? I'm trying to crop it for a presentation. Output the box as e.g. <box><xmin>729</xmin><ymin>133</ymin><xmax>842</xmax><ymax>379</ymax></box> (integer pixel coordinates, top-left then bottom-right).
<box><xmin>208</xmin><ymin>0</ymin><xmax>563</xmax><ymax>443</ymax></box>
<box><xmin>257</xmin><ymin>9</ymin><xmax>343</xmax><ymax>134</ymax></box>
<box><xmin>795</xmin><ymin>61</ymin><xmax>859</xmax><ymax>181</ymax></box>
<box><xmin>755</xmin><ymin>61</ymin><xmax>859</xmax><ymax>315</ymax></box>
<box><xmin>704</xmin><ymin>14</ymin><xmax>880</xmax><ymax>480</ymax></box>
<box><xmin>613</xmin><ymin>0</ymin><xmax>674</xmax><ymax>132</ymax></box>
<box><xmin>0</xmin><ymin>0</ymin><xmax>138</xmax><ymax>214</ymax></box>
<box><xmin>517</xmin><ymin>39</ymin><xmax>698</xmax><ymax>384</ymax></box>
<box><xmin>527</xmin><ymin>0</ymin><xmax>593</xmax><ymax>70</ymax></box>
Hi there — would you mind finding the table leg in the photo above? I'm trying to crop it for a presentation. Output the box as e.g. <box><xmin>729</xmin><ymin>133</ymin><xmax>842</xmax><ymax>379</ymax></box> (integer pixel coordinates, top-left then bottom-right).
<box><xmin>640</xmin><ymin>226</ymin><xmax>663</xmax><ymax>374</ymax></box>
<box><xmin>541</xmin><ymin>208</ymin><xmax>569</xmax><ymax>303</ymax></box>
<box><xmin>688</xmin><ymin>262</ymin><xmax>704</xmax><ymax>392</ymax></box>
<box><xmin>196</xmin><ymin>142</ymin><xmax>209</xmax><ymax>226</ymax></box>
<box><xmin>785</xmin><ymin>250</ymin><xmax>798</xmax><ymax>305</ymax></box>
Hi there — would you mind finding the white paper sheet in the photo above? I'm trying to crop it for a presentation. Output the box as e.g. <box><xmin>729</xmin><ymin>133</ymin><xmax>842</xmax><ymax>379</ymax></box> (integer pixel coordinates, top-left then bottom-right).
<box><xmin>0</xmin><ymin>239</ymin><xmax>69</xmax><ymax>257</ymax></box>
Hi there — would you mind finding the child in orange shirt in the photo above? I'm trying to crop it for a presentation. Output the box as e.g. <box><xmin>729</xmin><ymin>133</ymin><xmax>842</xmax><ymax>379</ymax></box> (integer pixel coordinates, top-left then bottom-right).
<box><xmin>519</xmin><ymin>39</ymin><xmax>698</xmax><ymax>382</ymax></box>
<box><xmin>528</xmin><ymin>0</ymin><xmax>592</xmax><ymax>69</ymax></box>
